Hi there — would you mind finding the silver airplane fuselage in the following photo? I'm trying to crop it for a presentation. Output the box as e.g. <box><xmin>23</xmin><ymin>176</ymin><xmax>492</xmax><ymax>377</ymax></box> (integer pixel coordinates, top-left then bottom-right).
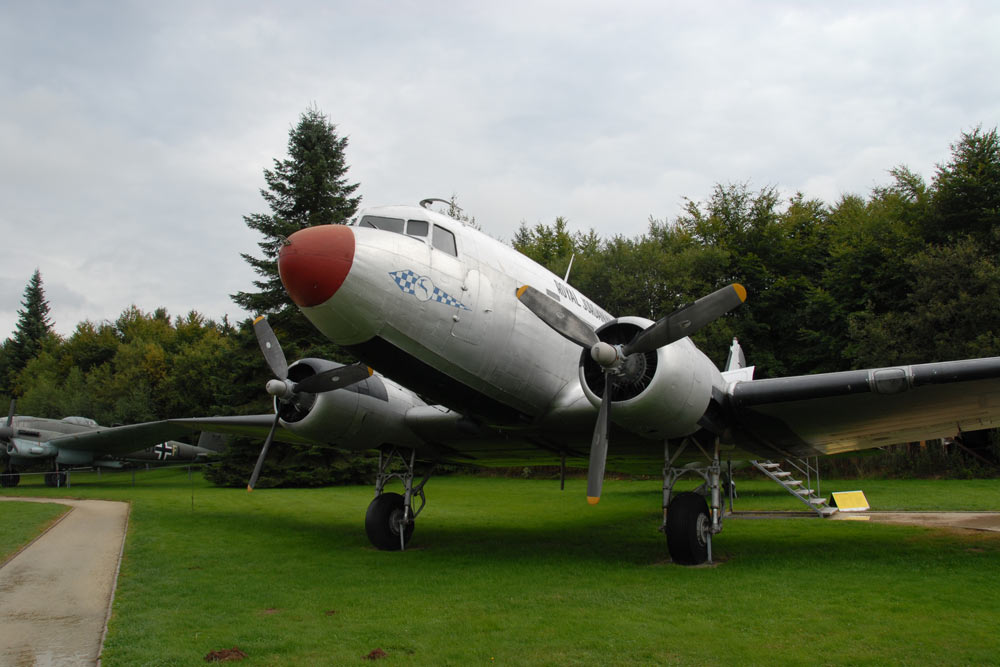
<box><xmin>276</xmin><ymin>204</ymin><xmax>728</xmax><ymax>464</ymax></box>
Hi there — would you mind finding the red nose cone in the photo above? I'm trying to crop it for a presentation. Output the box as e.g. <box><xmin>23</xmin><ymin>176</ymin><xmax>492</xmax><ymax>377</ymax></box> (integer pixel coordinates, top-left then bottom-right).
<box><xmin>278</xmin><ymin>225</ymin><xmax>355</xmax><ymax>307</ymax></box>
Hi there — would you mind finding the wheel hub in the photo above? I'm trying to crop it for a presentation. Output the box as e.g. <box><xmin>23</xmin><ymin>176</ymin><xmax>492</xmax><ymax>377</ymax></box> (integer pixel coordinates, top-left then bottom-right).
<box><xmin>694</xmin><ymin>512</ymin><xmax>710</xmax><ymax>548</ymax></box>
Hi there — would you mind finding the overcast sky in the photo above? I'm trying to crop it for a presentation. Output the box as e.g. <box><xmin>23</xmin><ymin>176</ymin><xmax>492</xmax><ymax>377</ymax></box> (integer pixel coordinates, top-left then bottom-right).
<box><xmin>2</xmin><ymin>1</ymin><xmax>998</xmax><ymax>338</ymax></box>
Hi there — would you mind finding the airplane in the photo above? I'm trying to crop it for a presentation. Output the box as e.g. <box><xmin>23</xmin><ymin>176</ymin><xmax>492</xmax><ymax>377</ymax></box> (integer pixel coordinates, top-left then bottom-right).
<box><xmin>0</xmin><ymin>405</ymin><xmax>222</xmax><ymax>488</ymax></box>
<box><xmin>171</xmin><ymin>198</ymin><xmax>1000</xmax><ymax>565</ymax></box>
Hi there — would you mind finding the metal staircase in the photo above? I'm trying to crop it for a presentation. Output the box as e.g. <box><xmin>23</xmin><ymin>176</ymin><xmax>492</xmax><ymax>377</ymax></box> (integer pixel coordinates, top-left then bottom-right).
<box><xmin>751</xmin><ymin>459</ymin><xmax>837</xmax><ymax>517</ymax></box>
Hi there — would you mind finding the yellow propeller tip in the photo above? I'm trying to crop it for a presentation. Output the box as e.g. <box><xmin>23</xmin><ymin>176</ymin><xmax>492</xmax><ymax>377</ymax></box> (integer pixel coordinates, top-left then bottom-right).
<box><xmin>733</xmin><ymin>284</ymin><xmax>747</xmax><ymax>302</ymax></box>
<box><xmin>253</xmin><ymin>315</ymin><xmax>266</xmax><ymax>324</ymax></box>
<box><xmin>516</xmin><ymin>285</ymin><xmax>530</xmax><ymax>299</ymax></box>
<box><xmin>586</xmin><ymin>496</ymin><xmax>601</xmax><ymax>505</ymax></box>
<box><xmin>246</xmin><ymin>485</ymin><xmax>254</xmax><ymax>493</ymax></box>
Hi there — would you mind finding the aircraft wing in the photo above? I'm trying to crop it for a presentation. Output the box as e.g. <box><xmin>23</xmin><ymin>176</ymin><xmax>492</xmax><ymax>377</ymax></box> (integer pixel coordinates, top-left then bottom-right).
<box><xmin>167</xmin><ymin>416</ymin><xmax>320</xmax><ymax>446</ymax></box>
<box><xmin>47</xmin><ymin>421</ymin><xmax>197</xmax><ymax>456</ymax></box>
<box><xmin>726</xmin><ymin>357</ymin><xmax>1000</xmax><ymax>458</ymax></box>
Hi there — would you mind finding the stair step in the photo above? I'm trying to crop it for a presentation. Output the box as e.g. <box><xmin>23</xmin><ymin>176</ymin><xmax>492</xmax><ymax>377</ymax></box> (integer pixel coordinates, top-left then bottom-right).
<box><xmin>794</xmin><ymin>488</ymin><xmax>815</xmax><ymax>496</ymax></box>
<box><xmin>785</xmin><ymin>479</ymin><xmax>803</xmax><ymax>486</ymax></box>
<box><xmin>759</xmin><ymin>462</ymin><xmax>780</xmax><ymax>469</ymax></box>
<box><xmin>808</xmin><ymin>497</ymin><xmax>828</xmax><ymax>505</ymax></box>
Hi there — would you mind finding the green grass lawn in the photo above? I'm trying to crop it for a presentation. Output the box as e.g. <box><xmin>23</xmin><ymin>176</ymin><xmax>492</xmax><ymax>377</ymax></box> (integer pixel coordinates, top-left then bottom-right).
<box><xmin>0</xmin><ymin>499</ymin><xmax>69</xmax><ymax>563</ymax></box>
<box><xmin>2</xmin><ymin>469</ymin><xmax>999</xmax><ymax>665</ymax></box>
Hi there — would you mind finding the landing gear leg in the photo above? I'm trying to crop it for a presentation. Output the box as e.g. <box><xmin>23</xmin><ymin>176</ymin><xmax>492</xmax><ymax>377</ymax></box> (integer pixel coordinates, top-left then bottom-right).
<box><xmin>1</xmin><ymin>465</ymin><xmax>20</xmax><ymax>488</ymax></box>
<box><xmin>661</xmin><ymin>437</ymin><xmax>724</xmax><ymax>565</ymax></box>
<box><xmin>365</xmin><ymin>447</ymin><xmax>432</xmax><ymax>551</ymax></box>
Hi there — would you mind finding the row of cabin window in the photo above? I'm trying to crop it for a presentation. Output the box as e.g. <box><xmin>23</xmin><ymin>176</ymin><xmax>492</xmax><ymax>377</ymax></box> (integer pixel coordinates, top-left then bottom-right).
<box><xmin>357</xmin><ymin>216</ymin><xmax>458</xmax><ymax>257</ymax></box>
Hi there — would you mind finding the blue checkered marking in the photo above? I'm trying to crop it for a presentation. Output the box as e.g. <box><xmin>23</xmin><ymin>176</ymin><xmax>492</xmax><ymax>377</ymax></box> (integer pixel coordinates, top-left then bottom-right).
<box><xmin>389</xmin><ymin>270</ymin><xmax>470</xmax><ymax>310</ymax></box>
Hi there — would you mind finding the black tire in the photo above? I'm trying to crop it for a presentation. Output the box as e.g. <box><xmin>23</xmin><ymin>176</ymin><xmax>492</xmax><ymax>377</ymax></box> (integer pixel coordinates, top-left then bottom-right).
<box><xmin>43</xmin><ymin>472</ymin><xmax>67</xmax><ymax>488</ymax></box>
<box><xmin>365</xmin><ymin>492</ymin><xmax>414</xmax><ymax>551</ymax></box>
<box><xmin>666</xmin><ymin>491</ymin><xmax>711</xmax><ymax>565</ymax></box>
<box><xmin>0</xmin><ymin>471</ymin><xmax>19</xmax><ymax>488</ymax></box>
<box><xmin>44</xmin><ymin>472</ymin><xmax>56</xmax><ymax>487</ymax></box>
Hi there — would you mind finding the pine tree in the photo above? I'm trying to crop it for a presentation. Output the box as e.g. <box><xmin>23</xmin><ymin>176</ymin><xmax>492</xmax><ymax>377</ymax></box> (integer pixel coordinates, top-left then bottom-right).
<box><xmin>232</xmin><ymin>106</ymin><xmax>361</xmax><ymax>317</ymax></box>
<box><xmin>3</xmin><ymin>269</ymin><xmax>54</xmax><ymax>394</ymax></box>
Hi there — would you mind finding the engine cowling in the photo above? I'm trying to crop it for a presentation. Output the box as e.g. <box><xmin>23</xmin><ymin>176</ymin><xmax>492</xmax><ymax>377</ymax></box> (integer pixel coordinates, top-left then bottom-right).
<box><xmin>578</xmin><ymin>317</ymin><xmax>722</xmax><ymax>440</ymax></box>
<box><xmin>275</xmin><ymin>358</ymin><xmax>423</xmax><ymax>450</ymax></box>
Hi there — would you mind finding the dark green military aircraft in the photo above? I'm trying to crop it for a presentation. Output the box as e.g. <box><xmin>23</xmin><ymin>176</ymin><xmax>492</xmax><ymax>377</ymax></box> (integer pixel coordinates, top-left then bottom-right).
<box><xmin>0</xmin><ymin>404</ymin><xmax>220</xmax><ymax>487</ymax></box>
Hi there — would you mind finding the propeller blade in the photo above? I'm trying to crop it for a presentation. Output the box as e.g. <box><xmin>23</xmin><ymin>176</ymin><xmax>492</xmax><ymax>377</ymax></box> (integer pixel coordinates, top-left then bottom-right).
<box><xmin>293</xmin><ymin>364</ymin><xmax>373</xmax><ymax>394</ymax></box>
<box><xmin>247</xmin><ymin>412</ymin><xmax>281</xmax><ymax>492</ymax></box>
<box><xmin>586</xmin><ymin>374</ymin><xmax>613</xmax><ymax>505</ymax></box>
<box><xmin>253</xmin><ymin>316</ymin><xmax>288</xmax><ymax>380</ymax></box>
<box><xmin>0</xmin><ymin>400</ymin><xmax>13</xmax><ymax>440</ymax></box>
<box><xmin>623</xmin><ymin>284</ymin><xmax>746</xmax><ymax>356</ymax></box>
<box><xmin>516</xmin><ymin>285</ymin><xmax>599</xmax><ymax>349</ymax></box>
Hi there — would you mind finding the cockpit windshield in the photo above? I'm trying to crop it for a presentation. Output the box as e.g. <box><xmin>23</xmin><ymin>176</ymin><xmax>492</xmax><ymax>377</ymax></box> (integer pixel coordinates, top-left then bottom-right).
<box><xmin>359</xmin><ymin>215</ymin><xmax>404</xmax><ymax>234</ymax></box>
<box><xmin>357</xmin><ymin>215</ymin><xmax>456</xmax><ymax>257</ymax></box>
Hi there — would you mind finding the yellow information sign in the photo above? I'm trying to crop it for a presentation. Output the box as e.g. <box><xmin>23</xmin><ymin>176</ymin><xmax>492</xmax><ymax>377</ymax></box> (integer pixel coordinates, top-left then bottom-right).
<box><xmin>831</xmin><ymin>490</ymin><xmax>870</xmax><ymax>512</ymax></box>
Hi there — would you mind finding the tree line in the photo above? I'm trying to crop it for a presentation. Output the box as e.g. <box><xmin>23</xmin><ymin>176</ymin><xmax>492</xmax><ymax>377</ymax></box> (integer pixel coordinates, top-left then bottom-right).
<box><xmin>515</xmin><ymin>126</ymin><xmax>1000</xmax><ymax>380</ymax></box>
<box><xmin>2</xmin><ymin>111</ymin><xmax>998</xmax><ymax>482</ymax></box>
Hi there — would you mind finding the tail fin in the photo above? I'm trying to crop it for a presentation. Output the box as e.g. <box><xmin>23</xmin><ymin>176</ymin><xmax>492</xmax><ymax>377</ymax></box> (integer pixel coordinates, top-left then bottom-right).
<box><xmin>197</xmin><ymin>431</ymin><xmax>230</xmax><ymax>453</ymax></box>
<box><xmin>722</xmin><ymin>337</ymin><xmax>755</xmax><ymax>383</ymax></box>
<box><xmin>725</xmin><ymin>337</ymin><xmax>746</xmax><ymax>372</ymax></box>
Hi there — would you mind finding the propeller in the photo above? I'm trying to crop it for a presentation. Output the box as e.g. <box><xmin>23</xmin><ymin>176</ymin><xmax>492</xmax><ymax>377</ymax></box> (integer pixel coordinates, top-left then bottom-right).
<box><xmin>517</xmin><ymin>284</ymin><xmax>746</xmax><ymax>504</ymax></box>
<box><xmin>0</xmin><ymin>399</ymin><xmax>14</xmax><ymax>442</ymax></box>
<box><xmin>247</xmin><ymin>316</ymin><xmax>372</xmax><ymax>491</ymax></box>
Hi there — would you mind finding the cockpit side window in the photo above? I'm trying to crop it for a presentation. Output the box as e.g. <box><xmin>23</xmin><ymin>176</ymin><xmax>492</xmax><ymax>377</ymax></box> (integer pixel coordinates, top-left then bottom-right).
<box><xmin>432</xmin><ymin>225</ymin><xmax>458</xmax><ymax>256</ymax></box>
<box><xmin>406</xmin><ymin>219</ymin><xmax>429</xmax><ymax>237</ymax></box>
<box><xmin>359</xmin><ymin>215</ymin><xmax>404</xmax><ymax>234</ymax></box>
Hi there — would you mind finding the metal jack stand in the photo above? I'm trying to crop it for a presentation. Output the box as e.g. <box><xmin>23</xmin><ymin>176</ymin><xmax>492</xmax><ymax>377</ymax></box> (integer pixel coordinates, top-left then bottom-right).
<box><xmin>374</xmin><ymin>447</ymin><xmax>433</xmax><ymax>551</ymax></box>
<box><xmin>661</xmin><ymin>436</ymin><xmax>724</xmax><ymax>564</ymax></box>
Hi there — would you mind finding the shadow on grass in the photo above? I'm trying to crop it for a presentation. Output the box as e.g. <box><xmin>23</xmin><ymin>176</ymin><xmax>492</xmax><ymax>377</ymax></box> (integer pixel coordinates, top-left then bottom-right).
<box><xmin>170</xmin><ymin>501</ymin><xmax>999</xmax><ymax>574</ymax></box>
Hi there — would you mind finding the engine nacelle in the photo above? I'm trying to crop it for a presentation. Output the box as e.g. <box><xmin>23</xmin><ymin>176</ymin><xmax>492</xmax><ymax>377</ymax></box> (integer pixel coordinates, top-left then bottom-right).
<box><xmin>8</xmin><ymin>439</ymin><xmax>57</xmax><ymax>460</ymax></box>
<box><xmin>275</xmin><ymin>358</ymin><xmax>425</xmax><ymax>450</ymax></box>
<box><xmin>578</xmin><ymin>317</ymin><xmax>722</xmax><ymax>440</ymax></box>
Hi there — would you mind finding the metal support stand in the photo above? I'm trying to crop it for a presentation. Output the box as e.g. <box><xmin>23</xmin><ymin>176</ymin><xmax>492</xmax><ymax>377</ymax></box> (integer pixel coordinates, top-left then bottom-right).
<box><xmin>661</xmin><ymin>436</ymin><xmax>725</xmax><ymax>564</ymax></box>
<box><xmin>560</xmin><ymin>452</ymin><xmax>566</xmax><ymax>491</ymax></box>
<box><xmin>374</xmin><ymin>447</ymin><xmax>433</xmax><ymax>552</ymax></box>
<box><xmin>727</xmin><ymin>459</ymin><xmax>734</xmax><ymax>513</ymax></box>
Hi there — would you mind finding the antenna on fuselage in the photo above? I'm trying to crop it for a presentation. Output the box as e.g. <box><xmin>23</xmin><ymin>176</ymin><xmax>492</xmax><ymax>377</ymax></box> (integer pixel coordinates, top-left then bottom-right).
<box><xmin>563</xmin><ymin>253</ymin><xmax>576</xmax><ymax>283</ymax></box>
<box><xmin>419</xmin><ymin>198</ymin><xmax>453</xmax><ymax>210</ymax></box>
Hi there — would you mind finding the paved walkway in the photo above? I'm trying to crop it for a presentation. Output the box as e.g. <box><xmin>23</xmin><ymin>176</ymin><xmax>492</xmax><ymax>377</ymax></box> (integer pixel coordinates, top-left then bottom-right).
<box><xmin>732</xmin><ymin>509</ymin><xmax>1000</xmax><ymax>532</ymax></box>
<box><xmin>836</xmin><ymin>510</ymin><xmax>1000</xmax><ymax>532</ymax></box>
<box><xmin>0</xmin><ymin>497</ymin><xmax>129</xmax><ymax>666</ymax></box>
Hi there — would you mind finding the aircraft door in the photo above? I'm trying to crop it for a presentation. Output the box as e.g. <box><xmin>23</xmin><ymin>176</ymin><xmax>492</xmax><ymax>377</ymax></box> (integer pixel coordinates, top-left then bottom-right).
<box><xmin>451</xmin><ymin>269</ymin><xmax>493</xmax><ymax>345</ymax></box>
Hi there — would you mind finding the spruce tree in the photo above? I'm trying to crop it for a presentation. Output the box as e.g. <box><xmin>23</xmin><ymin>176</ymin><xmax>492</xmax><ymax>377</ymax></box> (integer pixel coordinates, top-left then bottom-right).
<box><xmin>232</xmin><ymin>106</ymin><xmax>361</xmax><ymax>318</ymax></box>
<box><xmin>3</xmin><ymin>269</ymin><xmax>54</xmax><ymax>394</ymax></box>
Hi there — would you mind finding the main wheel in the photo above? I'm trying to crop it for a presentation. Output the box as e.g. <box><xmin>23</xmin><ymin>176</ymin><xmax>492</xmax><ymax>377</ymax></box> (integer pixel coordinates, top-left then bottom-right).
<box><xmin>666</xmin><ymin>491</ymin><xmax>711</xmax><ymax>565</ymax></box>
<box><xmin>365</xmin><ymin>492</ymin><xmax>414</xmax><ymax>551</ymax></box>
<box><xmin>43</xmin><ymin>472</ymin><xmax>67</xmax><ymax>487</ymax></box>
<box><xmin>0</xmin><ymin>470</ymin><xmax>19</xmax><ymax>488</ymax></box>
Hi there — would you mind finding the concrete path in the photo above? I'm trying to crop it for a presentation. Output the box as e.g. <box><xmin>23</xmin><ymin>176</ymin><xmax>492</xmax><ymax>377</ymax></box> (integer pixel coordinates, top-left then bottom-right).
<box><xmin>835</xmin><ymin>510</ymin><xmax>1000</xmax><ymax>532</ymax></box>
<box><xmin>0</xmin><ymin>497</ymin><xmax>129</xmax><ymax>666</ymax></box>
<box><xmin>732</xmin><ymin>510</ymin><xmax>1000</xmax><ymax>532</ymax></box>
